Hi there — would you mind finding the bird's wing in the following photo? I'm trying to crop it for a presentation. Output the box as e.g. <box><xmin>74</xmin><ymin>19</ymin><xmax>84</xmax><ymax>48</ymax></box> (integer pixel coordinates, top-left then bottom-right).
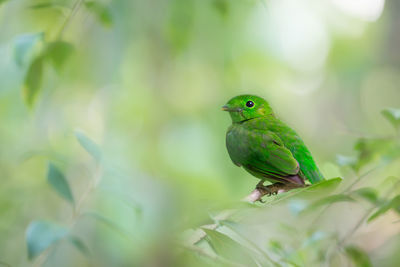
<box><xmin>242</xmin><ymin>129</ymin><xmax>300</xmax><ymax>181</ymax></box>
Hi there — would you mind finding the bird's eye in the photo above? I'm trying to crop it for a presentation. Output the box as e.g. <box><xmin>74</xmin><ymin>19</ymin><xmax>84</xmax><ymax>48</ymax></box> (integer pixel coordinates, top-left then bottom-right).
<box><xmin>246</xmin><ymin>101</ymin><xmax>254</xmax><ymax>108</ymax></box>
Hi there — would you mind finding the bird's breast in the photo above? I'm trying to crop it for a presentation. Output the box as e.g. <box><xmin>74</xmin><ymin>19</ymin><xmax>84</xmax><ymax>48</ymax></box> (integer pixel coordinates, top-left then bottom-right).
<box><xmin>226</xmin><ymin>125</ymin><xmax>252</xmax><ymax>165</ymax></box>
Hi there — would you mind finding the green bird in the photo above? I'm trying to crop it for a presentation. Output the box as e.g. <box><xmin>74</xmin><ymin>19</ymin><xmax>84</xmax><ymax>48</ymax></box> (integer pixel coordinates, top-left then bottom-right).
<box><xmin>222</xmin><ymin>94</ymin><xmax>324</xmax><ymax>196</ymax></box>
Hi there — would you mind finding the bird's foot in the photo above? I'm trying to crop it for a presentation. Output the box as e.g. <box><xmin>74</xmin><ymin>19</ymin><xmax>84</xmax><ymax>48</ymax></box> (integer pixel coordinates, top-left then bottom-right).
<box><xmin>257</xmin><ymin>183</ymin><xmax>283</xmax><ymax>195</ymax></box>
<box><xmin>253</xmin><ymin>182</ymin><xmax>283</xmax><ymax>202</ymax></box>
<box><xmin>253</xmin><ymin>182</ymin><xmax>305</xmax><ymax>202</ymax></box>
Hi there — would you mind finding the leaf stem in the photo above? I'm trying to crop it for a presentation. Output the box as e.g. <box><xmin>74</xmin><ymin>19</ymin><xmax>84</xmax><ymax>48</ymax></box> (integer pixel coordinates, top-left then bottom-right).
<box><xmin>57</xmin><ymin>0</ymin><xmax>85</xmax><ymax>40</ymax></box>
<box><xmin>32</xmin><ymin>164</ymin><xmax>103</xmax><ymax>267</ymax></box>
<box><xmin>324</xmin><ymin>178</ymin><xmax>400</xmax><ymax>265</ymax></box>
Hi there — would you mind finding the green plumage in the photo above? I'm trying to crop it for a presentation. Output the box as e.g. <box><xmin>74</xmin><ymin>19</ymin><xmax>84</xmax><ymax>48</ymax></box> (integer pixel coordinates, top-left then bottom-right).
<box><xmin>223</xmin><ymin>95</ymin><xmax>324</xmax><ymax>185</ymax></box>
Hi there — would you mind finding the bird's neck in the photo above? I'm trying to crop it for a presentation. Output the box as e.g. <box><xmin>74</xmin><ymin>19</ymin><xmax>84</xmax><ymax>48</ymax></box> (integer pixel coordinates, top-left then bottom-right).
<box><xmin>234</xmin><ymin>114</ymin><xmax>277</xmax><ymax>125</ymax></box>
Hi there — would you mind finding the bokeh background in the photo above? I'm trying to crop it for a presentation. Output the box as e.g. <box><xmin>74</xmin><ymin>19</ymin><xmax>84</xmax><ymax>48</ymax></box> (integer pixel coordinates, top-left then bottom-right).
<box><xmin>1</xmin><ymin>0</ymin><xmax>400</xmax><ymax>266</ymax></box>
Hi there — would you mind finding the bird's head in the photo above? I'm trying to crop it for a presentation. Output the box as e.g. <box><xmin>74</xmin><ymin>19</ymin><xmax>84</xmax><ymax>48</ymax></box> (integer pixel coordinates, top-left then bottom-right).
<box><xmin>222</xmin><ymin>94</ymin><xmax>274</xmax><ymax>123</ymax></box>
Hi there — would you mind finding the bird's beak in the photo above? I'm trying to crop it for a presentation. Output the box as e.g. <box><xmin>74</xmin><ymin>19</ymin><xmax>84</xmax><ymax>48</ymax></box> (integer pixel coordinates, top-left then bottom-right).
<box><xmin>222</xmin><ymin>105</ymin><xmax>243</xmax><ymax>112</ymax></box>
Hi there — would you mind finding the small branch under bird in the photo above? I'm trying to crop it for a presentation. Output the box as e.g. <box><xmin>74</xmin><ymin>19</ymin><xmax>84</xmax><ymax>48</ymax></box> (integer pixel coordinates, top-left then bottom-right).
<box><xmin>222</xmin><ymin>94</ymin><xmax>324</xmax><ymax>201</ymax></box>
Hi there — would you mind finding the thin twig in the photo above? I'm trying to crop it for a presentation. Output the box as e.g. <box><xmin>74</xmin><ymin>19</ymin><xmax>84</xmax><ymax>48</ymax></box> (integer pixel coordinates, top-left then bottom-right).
<box><xmin>57</xmin><ymin>0</ymin><xmax>85</xmax><ymax>40</ymax></box>
<box><xmin>324</xmin><ymin>177</ymin><xmax>400</xmax><ymax>265</ymax></box>
<box><xmin>71</xmin><ymin>164</ymin><xmax>103</xmax><ymax>221</ymax></box>
<box><xmin>343</xmin><ymin>165</ymin><xmax>383</xmax><ymax>193</ymax></box>
<box><xmin>309</xmin><ymin>166</ymin><xmax>381</xmax><ymax>227</ymax></box>
<box><xmin>33</xmin><ymin>164</ymin><xmax>103</xmax><ymax>267</ymax></box>
<box><xmin>338</xmin><ymin>207</ymin><xmax>375</xmax><ymax>248</ymax></box>
<box><xmin>222</xmin><ymin>222</ymin><xmax>280</xmax><ymax>266</ymax></box>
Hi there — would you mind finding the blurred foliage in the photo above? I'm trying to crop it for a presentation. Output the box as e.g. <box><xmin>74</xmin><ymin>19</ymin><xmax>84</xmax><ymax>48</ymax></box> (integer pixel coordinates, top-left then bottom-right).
<box><xmin>1</xmin><ymin>0</ymin><xmax>400</xmax><ymax>266</ymax></box>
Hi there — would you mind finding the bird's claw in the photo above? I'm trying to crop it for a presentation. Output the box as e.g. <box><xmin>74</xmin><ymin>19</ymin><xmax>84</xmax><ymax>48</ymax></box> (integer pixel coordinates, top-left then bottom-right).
<box><xmin>253</xmin><ymin>182</ymin><xmax>307</xmax><ymax>202</ymax></box>
<box><xmin>254</xmin><ymin>182</ymin><xmax>281</xmax><ymax>202</ymax></box>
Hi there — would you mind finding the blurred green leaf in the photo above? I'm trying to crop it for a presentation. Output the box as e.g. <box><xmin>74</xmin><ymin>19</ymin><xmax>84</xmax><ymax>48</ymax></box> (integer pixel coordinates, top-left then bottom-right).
<box><xmin>75</xmin><ymin>130</ymin><xmax>102</xmax><ymax>162</ymax></box>
<box><xmin>203</xmin><ymin>229</ymin><xmax>258</xmax><ymax>266</ymax></box>
<box><xmin>84</xmin><ymin>1</ymin><xmax>113</xmax><ymax>27</ymax></box>
<box><xmin>352</xmin><ymin>187</ymin><xmax>379</xmax><ymax>204</ymax></box>
<box><xmin>382</xmin><ymin>108</ymin><xmax>400</xmax><ymax>131</ymax></box>
<box><xmin>29</xmin><ymin>2</ymin><xmax>56</xmax><ymax>9</ymax></box>
<box><xmin>47</xmin><ymin>163</ymin><xmax>74</xmax><ymax>205</ymax></box>
<box><xmin>307</xmin><ymin>177</ymin><xmax>342</xmax><ymax>190</ymax></box>
<box><xmin>368</xmin><ymin>195</ymin><xmax>400</xmax><ymax>222</ymax></box>
<box><xmin>353</xmin><ymin>138</ymin><xmax>394</xmax><ymax>171</ymax></box>
<box><xmin>13</xmin><ymin>32</ymin><xmax>44</xmax><ymax>67</ymax></box>
<box><xmin>29</xmin><ymin>2</ymin><xmax>70</xmax><ymax>9</ymax></box>
<box><xmin>45</xmin><ymin>41</ymin><xmax>74</xmax><ymax>72</ymax></box>
<box><xmin>23</xmin><ymin>57</ymin><xmax>44</xmax><ymax>107</ymax></box>
<box><xmin>212</xmin><ymin>0</ymin><xmax>229</xmax><ymax>16</ymax></box>
<box><xmin>379</xmin><ymin>176</ymin><xmax>400</xmax><ymax>193</ymax></box>
<box><xmin>345</xmin><ymin>245</ymin><xmax>372</xmax><ymax>267</ymax></box>
<box><xmin>26</xmin><ymin>221</ymin><xmax>68</xmax><ymax>260</ymax></box>
<box><xmin>338</xmin><ymin>137</ymin><xmax>397</xmax><ymax>173</ymax></box>
<box><xmin>300</xmin><ymin>177</ymin><xmax>342</xmax><ymax>198</ymax></box>
<box><xmin>268</xmin><ymin>240</ymin><xmax>285</xmax><ymax>255</ymax></box>
<box><xmin>301</xmin><ymin>194</ymin><xmax>354</xmax><ymax>214</ymax></box>
<box><xmin>166</xmin><ymin>0</ymin><xmax>194</xmax><ymax>53</ymax></box>
<box><xmin>67</xmin><ymin>235</ymin><xmax>91</xmax><ymax>257</ymax></box>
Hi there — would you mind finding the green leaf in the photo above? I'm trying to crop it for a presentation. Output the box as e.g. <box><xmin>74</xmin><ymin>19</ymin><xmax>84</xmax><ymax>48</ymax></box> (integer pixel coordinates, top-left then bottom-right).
<box><xmin>307</xmin><ymin>177</ymin><xmax>342</xmax><ymax>190</ymax></box>
<box><xmin>300</xmin><ymin>177</ymin><xmax>343</xmax><ymax>198</ymax></box>
<box><xmin>67</xmin><ymin>235</ymin><xmax>91</xmax><ymax>256</ymax></box>
<box><xmin>45</xmin><ymin>41</ymin><xmax>74</xmax><ymax>72</ymax></box>
<box><xmin>353</xmin><ymin>138</ymin><xmax>394</xmax><ymax>171</ymax></box>
<box><xmin>301</xmin><ymin>194</ymin><xmax>354</xmax><ymax>214</ymax></box>
<box><xmin>337</xmin><ymin>136</ymin><xmax>395</xmax><ymax>173</ymax></box>
<box><xmin>29</xmin><ymin>2</ymin><xmax>70</xmax><ymax>9</ymax></box>
<box><xmin>268</xmin><ymin>240</ymin><xmax>285</xmax><ymax>255</ymax></box>
<box><xmin>28</xmin><ymin>2</ymin><xmax>71</xmax><ymax>17</ymax></box>
<box><xmin>26</xmin><ymin>221</ymin><xmax>68</xmax><ymax>260</ymax></box>
<box><xmin>75</xmin><ymin>130</ymin><xmax>102</xmax><ymax>162</ymax></box>
<box><xmin>368</xmin><ymin>195</ymin><xmax>400</xmax><ymax>222</ymax></box>
<box><xmin>14</xmin><ymin>32</ymin><xmax>44</xmax><ymax>67</ymax></box>
<box><xmin>352</xmin><ymin>187</ymin><xmax>379</xmax><ymax>204</ymax></box>
<box><xmin>203</xmin><ymin>229</ymin><xmax>258</xmax><ymax>266</ymax></box>
<box><xmin>29</xmin><ymin>2</ymin><xmax>56</xmax><ymax>9</ymax></box>
<box><xmin>382</xmin><ymin>108</ymin><xmax>400</xmax><ymax>131</ymax></box>
<box><xmin>212</xmin><ymin>0</ymin><xmax>229</xmax><ymax>16</ymax></box>
<box><xmin>47</xmin><ymin>163</ymin><xmax>74</xmax><ymax>204</ymax></box>
<box><xmin>84</xmin><ymin>1</ymin><xmax>113</xmax><ymax>27</ymax></box>
<box><xmin>166</xmin><ymin>0</ymin><xmax>194</xmax><ymax>53</ymax></box>
<box><xmin>345</xmin><ymin>245</ymin><xmax>372</xmax><ymax>267</ymax></box>
<box><xmin>23</xmin><ymin>57</ymin><xmax>44</xmax><ymax>107</ymax></box>
<box><xmin>379</xmin><ymin>176</ymin><xmax>400</xmax><ymax>193</ymax></box>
